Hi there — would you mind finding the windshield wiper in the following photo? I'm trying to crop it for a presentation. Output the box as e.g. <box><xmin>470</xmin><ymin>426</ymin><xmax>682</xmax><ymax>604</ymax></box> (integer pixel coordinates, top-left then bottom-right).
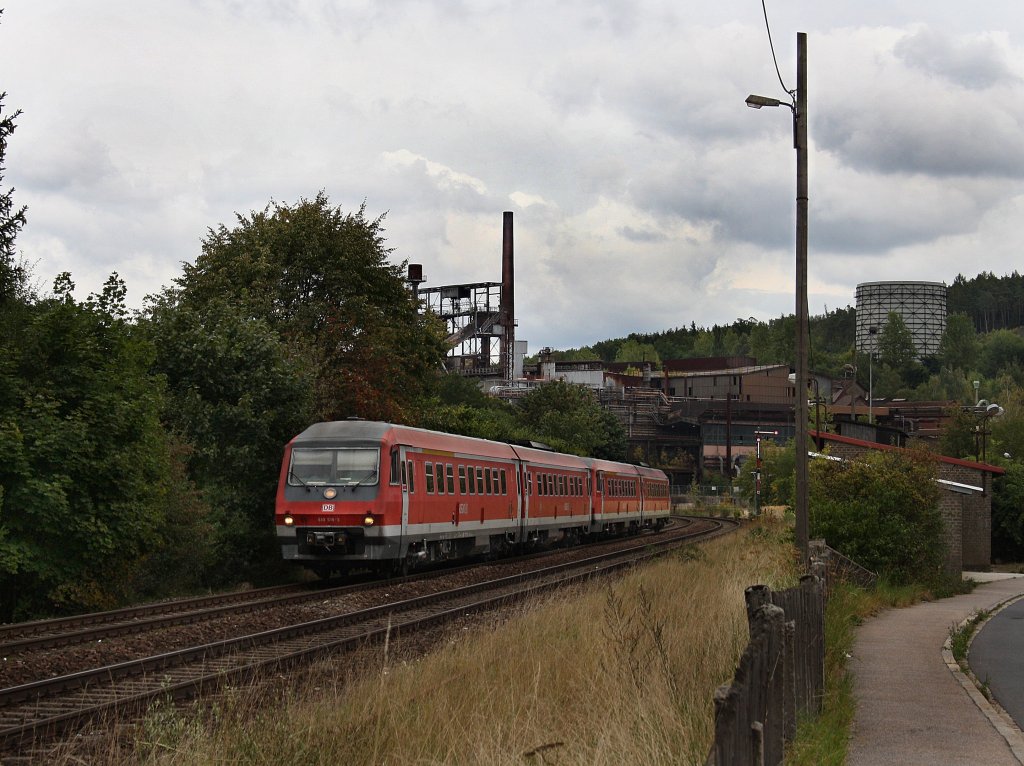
<box><xmin>288</xmin><ymin>470</ymin><xmax>312</xmax><ymax>493</ymax></box>
<box><xmin>349</xmin><ymin>470</ymin><xmax>379</xmax><ymax>488</ymax></box>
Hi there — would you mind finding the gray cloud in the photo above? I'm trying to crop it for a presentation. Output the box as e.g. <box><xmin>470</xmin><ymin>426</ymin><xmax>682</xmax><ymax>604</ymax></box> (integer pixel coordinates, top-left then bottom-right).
<box><xmin>894</xmin><ymin>27</ymin><xmax>1018</xmax><ymax>90</ymax></box>
<box><xmin>5</xmin><ymin>3</ymin><xmax>1024</xmax><ymax>350</ymax></box>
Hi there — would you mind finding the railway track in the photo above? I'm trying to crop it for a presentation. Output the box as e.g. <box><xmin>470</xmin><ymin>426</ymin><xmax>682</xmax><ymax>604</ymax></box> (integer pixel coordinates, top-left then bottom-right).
<box><xmin>0</xmin><ymin>518</ymin><xmax>694</xmax><ymax>658</ymax></box>
<box><xmin>0</xmin><ymin>515</ymin><xmax>736</xmax><ymax>758</ymax></box>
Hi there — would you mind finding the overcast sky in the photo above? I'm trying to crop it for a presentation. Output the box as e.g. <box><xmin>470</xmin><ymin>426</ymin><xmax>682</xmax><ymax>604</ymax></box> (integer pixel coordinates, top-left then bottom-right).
<box><xmin>2</xmin><ymin>1</ymin><xmax>1023</xmax><ymax>351</ymax></box>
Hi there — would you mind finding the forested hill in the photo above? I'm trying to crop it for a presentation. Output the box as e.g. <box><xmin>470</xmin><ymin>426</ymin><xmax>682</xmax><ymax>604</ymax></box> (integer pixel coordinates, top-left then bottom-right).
<box><xmin>552</xmin><ymin>271</ymin><xmax>1024</xmax><ymax>372</ymax></box>
<box><xmin>948</xmin><ymin>272</ymin><xmax>1024</xmax><ymax>333</ymax></box>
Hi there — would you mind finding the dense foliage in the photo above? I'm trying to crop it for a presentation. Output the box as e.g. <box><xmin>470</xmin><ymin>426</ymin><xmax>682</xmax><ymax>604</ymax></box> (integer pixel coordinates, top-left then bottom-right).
<box><xmin>419</xmin><ymin>378</ymin><xmax>628</xmax><ymax>459</ymax></box>
<box><xmin>809</xmin><ymin>449</ymin><xmax>944</xmax><ymax>584</ymax></box>
<box><xmin>0</xmin><ymin>276</ymin><xmax>209</xmax><ymax>619</ymax></box>
<box><xmin>174</xmin><ymin>193</ymin><xmax>448</xmax><ymax>423</ymax></box>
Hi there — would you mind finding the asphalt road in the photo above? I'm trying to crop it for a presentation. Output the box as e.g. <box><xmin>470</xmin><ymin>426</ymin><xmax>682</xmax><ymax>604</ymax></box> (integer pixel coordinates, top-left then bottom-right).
<box><xmin>970</xmin><ymin>596</ymin><xmax>1024</xmax><ymax>730</ymax></box>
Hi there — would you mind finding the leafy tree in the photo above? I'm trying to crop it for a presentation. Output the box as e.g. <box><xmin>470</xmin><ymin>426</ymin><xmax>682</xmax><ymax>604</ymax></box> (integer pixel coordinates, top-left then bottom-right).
<box><xmin>989</xmin><ymin>385</ymin><xmax>1024</xmax><ymax>466</ymax></box>
<box><xmin>809</xmin><ymin>448</ymin><xmax>944</xmax><ymax>584</ymax></box>
<box><xmin>174</xmin><ymin>193</ymin><xmax>448</xmax><ymax>423</ymax></box>
<box><xmin>515</xmin><ymin>380</ymin><xmax>627</xmax><ymax>459</ymax></box>
<box><xmin>0</xmin><ymin>275</ymin><xmax>207</xmax><ymax>619</ymax></box>
<box><xmin>0</xmin><ymin>51</ymin><xmax>28</xmax><ymax>305</ymax></box>
<box><xmin>146</xmin><ymin>297</ymin><xmax>313</xmax><ymax>583</ymax></box>
<box><xmin>735</xmin><ymin>440</ymin><xmax>795</xmax><ymax>508</ymax></box>
<box><xmin>878</xmin><ymin>312</ymin><xmax>917</xmax><ymax>369</ymax></box>
<box><xmin>936</xmin><ymin>406</ymin><xmax>977</xmax><ymax>460</ymax></box>
<box><xmin>993</xmin><ymin>463</ymin><xmax>1024</xmax><ymax>561</ymax></box>
<box><xmin>692</xmin><ymin>330</ymin><xmax>716</xmax><ymax>358</ymax></box>
<box><xmin>614</xmin><ymin>338</ymin><xmax>661</xmax><ymax>366</ymax></box>
<box><xmin>940</xmin><ymin>313</ymin><xmax>980</xmax><ymax>372</ymax></box>
<box><xmin>418</xmin><ymin>402</ymin><xmax>524</xmax><ymax>445</ymax></box>
<box><xmin>979</xmin><ymin>329</ymin><xmax>1024</xmax><ymax>379</ymax></box>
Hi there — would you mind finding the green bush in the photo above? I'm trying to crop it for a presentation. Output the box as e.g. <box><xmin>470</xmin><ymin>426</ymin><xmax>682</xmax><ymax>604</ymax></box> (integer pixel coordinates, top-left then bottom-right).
<box><xmin>809</xmin><ymin>449</ymin><xmax>945</xmax><ymax>584</ymax></box>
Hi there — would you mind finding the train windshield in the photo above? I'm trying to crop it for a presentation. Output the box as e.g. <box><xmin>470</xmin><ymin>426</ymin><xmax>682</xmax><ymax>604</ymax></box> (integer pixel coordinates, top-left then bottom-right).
<box><xmin>288</xmin><ymin>447</ymin><xmax>380</xmax><ymax>487</ymax></box>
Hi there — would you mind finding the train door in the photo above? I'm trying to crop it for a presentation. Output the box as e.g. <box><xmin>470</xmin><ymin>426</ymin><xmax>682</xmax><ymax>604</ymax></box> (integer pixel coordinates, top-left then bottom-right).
<box><xmin>396</xmin><ymin>446</ymin><xmax>410</xmax><ymax>557</ymax></box>
<box><xmin>587</xmin><ymin>472</ymin><xmax>595</xmax><ymax>530</ymax></box>
<box><xmin>518</xmin><ymin>463</ymin><xmax>530</xmax><ymax>543</ymax></box>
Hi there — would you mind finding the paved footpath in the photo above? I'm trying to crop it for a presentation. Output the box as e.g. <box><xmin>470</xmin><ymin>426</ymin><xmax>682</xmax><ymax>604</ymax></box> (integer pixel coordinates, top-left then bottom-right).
<box><xmin>847</xmin><ymin>573</ymin><xmax>1024</xmax><ymax>766</ymax></box>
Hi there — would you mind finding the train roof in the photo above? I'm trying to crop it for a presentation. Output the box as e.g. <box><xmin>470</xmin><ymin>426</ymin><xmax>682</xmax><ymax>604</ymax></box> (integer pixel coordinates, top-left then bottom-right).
<box><xmin>290</xmin><ymin>421</ymin><xmax>667</xmax><ymax>478</ymax></box>
<box><xmin>291</xmin><ymin>420</ymin><xmax>521</xmax><ymax>459</ymax></box>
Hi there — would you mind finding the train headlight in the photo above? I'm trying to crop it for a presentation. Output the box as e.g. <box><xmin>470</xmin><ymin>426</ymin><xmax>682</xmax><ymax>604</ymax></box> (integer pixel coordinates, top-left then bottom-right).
<box><xmin>323</xmin><ymin>487</ymin><xmax>338</xmax><ymax>499</ymax></box>
<box><xmin>283</xmin><ymin>515</ymin><xmax>294</xmax><ymax>526</ymax></box>
<box><xmin>363</xmin><ymin>513</ymin><xmax>375</xmax><ymax>526</ymax></box>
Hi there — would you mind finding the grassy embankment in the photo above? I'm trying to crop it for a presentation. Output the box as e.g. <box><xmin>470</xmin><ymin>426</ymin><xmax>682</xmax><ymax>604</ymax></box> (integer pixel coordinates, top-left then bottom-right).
<box><xmin>83</xmin><ymin>521</ymin><xmax>796</xmax><ymax>765</ymax></box>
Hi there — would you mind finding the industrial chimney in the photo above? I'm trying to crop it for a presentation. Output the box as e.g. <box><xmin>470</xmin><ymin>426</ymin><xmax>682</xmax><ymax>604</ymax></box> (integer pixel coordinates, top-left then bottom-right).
<box><xmin>499</xmin><ymin>212</ymin><xmax>515</xmax><ymax>384</ymax></box>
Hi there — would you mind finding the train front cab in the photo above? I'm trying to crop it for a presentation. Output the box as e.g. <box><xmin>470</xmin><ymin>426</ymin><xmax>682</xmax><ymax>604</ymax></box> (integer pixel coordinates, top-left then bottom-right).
<box><xmin>275</xmin><ymin>422</ymin><xmax>405</xmax><ymax>575</ymax></box>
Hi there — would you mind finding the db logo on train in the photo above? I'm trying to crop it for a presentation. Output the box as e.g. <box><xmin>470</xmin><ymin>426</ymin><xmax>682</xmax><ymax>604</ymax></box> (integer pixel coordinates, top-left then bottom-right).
<box><xmin>321</xmin><ymin>504</ymin><xmax>335</xmax><ymax>512</ymax></box>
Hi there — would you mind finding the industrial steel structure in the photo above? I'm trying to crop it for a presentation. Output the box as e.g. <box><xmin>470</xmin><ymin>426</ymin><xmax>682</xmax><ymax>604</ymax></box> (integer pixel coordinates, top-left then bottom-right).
<box><xmin>410</xmin><ymin>212</ymin><xmax>517</xmax><ymax>379</ymax></box>
<box><xmin>855</xmin><ymin>281</ymin><xmax>947</xmax><ymax>357</ymax></box>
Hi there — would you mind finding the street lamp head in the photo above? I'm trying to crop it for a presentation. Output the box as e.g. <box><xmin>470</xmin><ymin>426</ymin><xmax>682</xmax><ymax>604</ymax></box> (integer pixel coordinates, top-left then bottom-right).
<box><xmin>745</xmin><ymin>94</ymin><xmax>783</xmax><ymax>109</ymax></box>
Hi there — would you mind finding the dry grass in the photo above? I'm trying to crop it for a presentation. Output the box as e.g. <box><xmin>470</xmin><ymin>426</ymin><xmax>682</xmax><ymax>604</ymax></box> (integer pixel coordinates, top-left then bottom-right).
<box><xmin>90</xmin><ymin>522</ymin><xmax>796</xmax><ymax>766</ymax></box>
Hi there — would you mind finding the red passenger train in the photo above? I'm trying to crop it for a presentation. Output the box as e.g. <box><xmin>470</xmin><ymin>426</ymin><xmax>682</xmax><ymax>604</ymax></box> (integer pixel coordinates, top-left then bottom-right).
<box><xmin>275</xmin><ymin>420</ymin><xmax>671</xmax><ymax>575</ymax></box>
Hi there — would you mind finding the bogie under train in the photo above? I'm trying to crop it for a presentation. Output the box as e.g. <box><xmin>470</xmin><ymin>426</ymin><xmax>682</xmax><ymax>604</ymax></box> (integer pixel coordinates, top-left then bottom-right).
<box><xmin>275</xmin><ymin>420</ymin><xmax>670</xmax><ymax>575</ymax></box>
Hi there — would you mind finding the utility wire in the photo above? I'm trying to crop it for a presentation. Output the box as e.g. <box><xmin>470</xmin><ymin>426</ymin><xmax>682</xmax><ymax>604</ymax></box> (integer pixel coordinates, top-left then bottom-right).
<box><xmin>761</xmin><ymin>0</ymin><xmax>795</xmax><ymax>100</ymax></box>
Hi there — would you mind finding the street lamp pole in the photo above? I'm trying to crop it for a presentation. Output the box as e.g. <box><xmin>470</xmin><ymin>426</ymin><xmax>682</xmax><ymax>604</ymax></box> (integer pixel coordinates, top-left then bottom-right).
<box><xmin>794</xmin><ymin>32</ymin><xmax>809</xmax><ymax>567</ymax></box>
<box><xmin>867</xmin><ymin>325</ymin><xmax>878</xmax><ymax>424</ymax></box>
<box><xmin>746</xmin><ymin>32</ymin><xmax>809</xmax><ymax>566</ymax></box>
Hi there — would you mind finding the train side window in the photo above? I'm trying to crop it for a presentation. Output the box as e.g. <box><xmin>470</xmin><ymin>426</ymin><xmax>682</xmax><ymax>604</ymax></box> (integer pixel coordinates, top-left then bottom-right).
<box><xmin>401</xmin><ymin>459</ymin><xmax>407</xmax><ymax>487</ymax></box>
<box><xmin>485</xmin><ymin>467</ymin><xmax>492</xmax><ymax>495</ymax></box>
<box><xmin>390</xmin><ymin>450</ymin><xmax>400</xmax><ymax>484</ymax></box>
<box><xmin>476</xmin><ymin>467</ymin><xmax>484</xmax><ymax>495</ymax></box>
<box><xmin>492</xmin><ymin>468</ymin><xmax>500</xmax><ymax>494</ymax></box>
<box><xmin>435</xmin><ymin>463</ymin><xmax>445</xmax><ymax>494</ymax></box>
<box><xmin>459</xmin><ymin>465</ymin><xmax>467</xmax><ymax>494</ymax></box>
<box><xmin>557</xmin><ymin>475</ymin><xmax>564</xmax><ymax>496</ymax></box>
<box><xmin>500</xmin><ymin>469</ymin><xmax>507</xmax><ymax>495</ymax></box>
<box><xmin>407</xmin><ymin>460</ymin><xmax>415</xmax><ymax>493</ymax></box>
<box><xmin>425</xmin><ymin>462</ymin><xmax>435</xmax><ymax>494</ymax></box>
<box><xmin>538</xmin><ymin>474</ymin><xmax>544</xmax><ymax>496</ymax></box>
<box><xmin>446</xmin><ymin>464</ymin><xmax>455</xmax><ymax>494</ymax></box>
<box><xmin>527</xmin><ymin>472</ymin><xmax>533</xmax><ymax>495</ymax></box>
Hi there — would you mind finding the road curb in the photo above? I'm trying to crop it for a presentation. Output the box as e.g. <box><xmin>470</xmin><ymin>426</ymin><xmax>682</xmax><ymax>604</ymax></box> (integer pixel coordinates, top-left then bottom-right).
<box><xmin>942</xmin><ymin>592</ymin><xmax>1024</xmax><ymax>765</ymax></box>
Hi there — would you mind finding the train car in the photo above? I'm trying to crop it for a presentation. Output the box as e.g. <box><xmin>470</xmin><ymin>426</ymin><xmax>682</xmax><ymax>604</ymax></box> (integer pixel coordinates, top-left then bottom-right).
<box><xmin>275</xmin><ymin>419</ymin><xmax>670</xmax><ymax>575</ymax></box>
<box><xmin>513</xmin><ymin>444</ymin><xmax>592</xmax><ymax>546</ymax></box>
<box><xmin>636</xmin><ymin>464</ymin><xmax>671</xmax><ymax>529</ymax></box>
